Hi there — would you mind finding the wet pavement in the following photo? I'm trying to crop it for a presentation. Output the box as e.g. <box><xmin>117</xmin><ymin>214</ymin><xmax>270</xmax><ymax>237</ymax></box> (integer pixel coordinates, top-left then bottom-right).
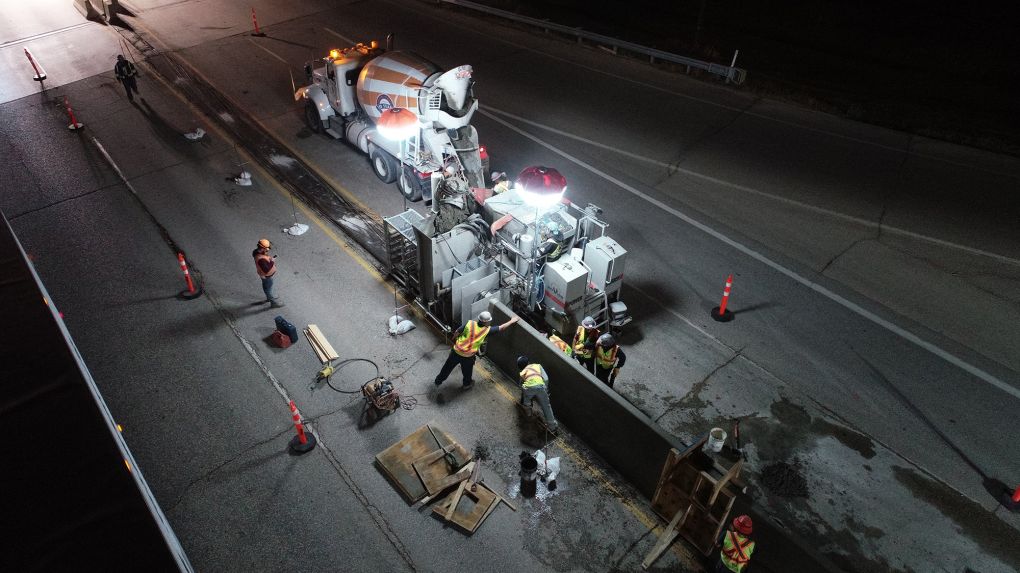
<box><xmin>0</xmin><ymin>19</ymin><xmax>700</xmax><ymax>573</ymax></box>
<box><xmin>3</xmin><ymin>1</ymin><xmax>1020</xmax><ymax>572</ymax></box>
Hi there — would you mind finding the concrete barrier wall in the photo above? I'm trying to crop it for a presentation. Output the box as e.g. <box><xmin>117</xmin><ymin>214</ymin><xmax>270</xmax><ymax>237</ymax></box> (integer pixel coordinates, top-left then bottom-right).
<box><xmin>487</xmin><ymin>301</ymin><xmax>683</xmax><ymax>498</ymax></box>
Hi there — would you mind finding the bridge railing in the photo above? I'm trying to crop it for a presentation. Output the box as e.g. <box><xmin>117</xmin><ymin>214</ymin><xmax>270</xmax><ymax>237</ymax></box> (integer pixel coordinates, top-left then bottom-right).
<box><xmin>436</xmin><ymin>0</ymin><xmax>747</xmax><ymax>84</ymax></box>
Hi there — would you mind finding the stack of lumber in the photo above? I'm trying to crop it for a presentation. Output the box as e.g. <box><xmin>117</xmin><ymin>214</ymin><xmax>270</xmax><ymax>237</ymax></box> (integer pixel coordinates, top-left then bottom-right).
<box><xmin>304</xmin><ymin>324</ymin><xmax>339</xmax><ymax>363</ymax></box>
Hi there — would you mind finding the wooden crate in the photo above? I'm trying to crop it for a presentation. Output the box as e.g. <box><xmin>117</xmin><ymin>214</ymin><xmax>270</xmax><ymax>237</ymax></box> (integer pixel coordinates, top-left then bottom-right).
<box><xmin>648</xmin><ymin>439</ymin><xmax>741</xmax><ymax>557</ymax></box>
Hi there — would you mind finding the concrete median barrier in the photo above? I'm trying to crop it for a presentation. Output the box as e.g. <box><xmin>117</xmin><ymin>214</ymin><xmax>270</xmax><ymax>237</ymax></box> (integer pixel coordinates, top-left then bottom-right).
<box><xmin>485</xmin><ymin>301</ymin><xmax>682</xmax><ymax>498</ymax></box>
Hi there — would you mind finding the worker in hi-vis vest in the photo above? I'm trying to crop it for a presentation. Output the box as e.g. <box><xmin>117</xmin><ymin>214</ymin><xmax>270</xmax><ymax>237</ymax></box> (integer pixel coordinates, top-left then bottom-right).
<box><xmin>717</xmin><ymin>515</ymin><xmax>755</xmax><ymax>572</ymax></box>
<box><xmin>572</xmin><ymin>316</ymin><xmax>599</xmax><ymax>373</ymax></box>
<box><xmin>252</xmin><ymin>239</ymin><xmax>284</xmax><ymax>308</ymax></box>
<box><xmin>517</xmin><ymin>356</ymin><xmax>558</xmax><ymax>432</ymax></box>
<box><xmin>434</xmin><ymin>311</ymin><xmax>519</xmax><ymax>389</ymax></box>
<box><xmin>548</xmin><ymin>333</ymin><xmax>572</xmax><ymax>356</ymax></box>
<box><xmin>594</xmin><ymin>333</ymin><xmax>626</xmax><ymax>388</ymax></box>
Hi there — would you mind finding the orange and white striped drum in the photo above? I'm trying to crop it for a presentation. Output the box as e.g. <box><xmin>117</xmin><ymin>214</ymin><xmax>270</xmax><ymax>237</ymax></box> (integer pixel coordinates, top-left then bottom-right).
<box><xmin>357</xmin><ymin>51</ymin><xmax>440</xmax><ymax>121</ymax></box>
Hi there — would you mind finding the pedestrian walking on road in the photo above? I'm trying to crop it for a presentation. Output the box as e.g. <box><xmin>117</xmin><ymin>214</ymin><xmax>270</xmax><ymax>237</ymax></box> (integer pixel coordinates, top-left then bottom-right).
<box><xmin>253</xmin><ymin>238</ymin><xmax>284</xmax><ymax>308</ymax></box>
<box><xmin>593</xmin><ymin>333</ymin><xmax>625</xmax><ymax>388</ymax></box>
<box><xmin>716</xmin><ymin>515</ymin><xmax>755</xmax><ymax>572</ymax></box>
<box><xmin>572</xmin><ymin>316</ymin><xmax>599</xmax><ymax>373</ymax></box>
<box><xmin>517</xmin><ymin>356</ymin><xmax>558</xmax><ymax>432</ymax></box>
<box><xmin>434</xmin><ymin>311</ymin><xmax>518</xmax><ymax>389</ymax></box>
<box><xmin>114</xmin><ymin>55</ymin><xmax>139</xmax><ymax>102</ymax></box>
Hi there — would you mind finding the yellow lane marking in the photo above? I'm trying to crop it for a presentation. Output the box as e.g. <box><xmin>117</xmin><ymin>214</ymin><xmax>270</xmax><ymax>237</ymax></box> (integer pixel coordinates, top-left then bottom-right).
<box><xmin>136</xmin><ymin>30</ymin><xmax>684</xmax><ymax>565</ymax></box>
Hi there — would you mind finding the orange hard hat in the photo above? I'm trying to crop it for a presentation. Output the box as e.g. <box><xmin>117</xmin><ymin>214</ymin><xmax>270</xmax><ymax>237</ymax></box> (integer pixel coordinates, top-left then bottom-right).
<box><xmin>258</xmin><ymin>238</ymin><xmax>272</xmax><ymax>249</ymax></box>
<box><xmin>733</xmin><ymin>515</ymin><xmax>753</xmax><ymax>535</ymax></box>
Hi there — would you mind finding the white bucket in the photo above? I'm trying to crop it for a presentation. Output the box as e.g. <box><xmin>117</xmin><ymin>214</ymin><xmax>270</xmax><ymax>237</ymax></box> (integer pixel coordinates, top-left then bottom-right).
<box><xmin>706</xmin><ymin>427</ymin><xmax>727</xmax><ymax>453</ymax></box>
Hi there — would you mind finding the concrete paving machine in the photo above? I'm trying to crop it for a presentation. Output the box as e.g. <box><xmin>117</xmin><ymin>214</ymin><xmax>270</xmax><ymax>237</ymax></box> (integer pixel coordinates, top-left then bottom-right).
<box><xmin>384</xmin><ymin>166</ymin><xmax>632</xmax><ymax>338</ymax></box>
<box><xmin>296</xmin><ymin>39</ymin><xmax>488</xmax><ymax>203</ymax></box>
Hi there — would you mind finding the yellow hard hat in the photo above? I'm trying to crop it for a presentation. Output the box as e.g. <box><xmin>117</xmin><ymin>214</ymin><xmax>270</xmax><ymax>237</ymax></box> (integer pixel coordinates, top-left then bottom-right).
<box><xmin>258</xmin><ymin>238</ymin><xmax>272</xmax><ymax>249</ymax></box>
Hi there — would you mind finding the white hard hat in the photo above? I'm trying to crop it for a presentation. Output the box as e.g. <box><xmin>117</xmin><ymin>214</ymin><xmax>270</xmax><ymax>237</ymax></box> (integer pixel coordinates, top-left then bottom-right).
<box><xmin>478</xmin><ymin>311</ymin><xmax>493</xmax><ymax>323</ymax></box>
<box><xmin>491</xmin><ymin>171</ymin><xmax>506</xmax><ymax>181</ymax></box>
<box><xmin>597</xmin><ymin>333</ymin><xmax>615</xmax><ymax>347</ymax></box>
<box><xmin>581</xmin><ymin>316</ymin><xmax>596</xmax><ymax>328</ymax></box>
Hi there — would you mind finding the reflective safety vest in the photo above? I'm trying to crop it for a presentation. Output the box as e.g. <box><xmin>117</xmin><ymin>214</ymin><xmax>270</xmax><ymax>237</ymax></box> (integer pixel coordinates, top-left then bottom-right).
<box><xmin>549</xmin><ymin>334</ymin><xmax>572</xmax><ymax>356</ymax></box>
<box><xmin>545</xmin><ymin>240</ymin><xmax>562</xmax><ymax>261</ymax></box>
<box><xmin>520</xmin><ymin>364</ymin><xmax>546</xmax><ymax>388</ymax></box>
<box><xmin>453</xmin><ymin>320</ymin><xmax>490</xmax><ymax>357</ymax></box>
<box><xmin>720</xmin><ymin>531</ymin><xmax>755</xmax><ymax>572</ymax></box>
<box><xmin>573</xmin><ymin>326</ymin><xmax>597</xmax><ymax>358</ymax></box>
<box><xmin>254</xmin><ymin>253</ymin><xmax>276</xmax><ymax>278</ymax></box>
<box><xmin>595</xmin><ymin>344</ymin><xmax>618</xmax><ymax>369</ymax></box>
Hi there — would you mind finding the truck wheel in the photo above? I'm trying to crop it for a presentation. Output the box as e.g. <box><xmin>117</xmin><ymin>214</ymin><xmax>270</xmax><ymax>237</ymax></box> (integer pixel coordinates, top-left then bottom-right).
<box><xmin>398</xmin><ymin>166</ymin><xmax>423</xmax><ymax>202</ymax></box>
<box><xmin>304</xmin><ymin>101</ymin><xmax>323</xmax><ymax>134</ymax></box>
<box><xmin>370</xmin><ymin>148</ymin><xmax>399</xmax><ymax>184</ymax></box>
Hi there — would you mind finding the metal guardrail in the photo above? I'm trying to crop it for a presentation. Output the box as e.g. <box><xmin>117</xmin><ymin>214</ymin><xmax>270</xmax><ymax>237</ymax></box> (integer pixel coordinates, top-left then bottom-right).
<box><xmin>437</xmin><ymin>0</ymin><xmax>746</xmax><ymax>84</ymax></box>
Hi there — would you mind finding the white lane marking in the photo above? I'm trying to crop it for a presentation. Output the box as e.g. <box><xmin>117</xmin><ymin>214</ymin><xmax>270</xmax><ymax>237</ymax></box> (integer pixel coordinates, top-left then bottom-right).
<box><xmin>0</xmin><ymin>22</ymin><xmax>93</xmax><ymax>48</ymax></box>
<box><xmin>247</xmin><ymin>38</ymin><xmax>289</xmax><ymax>65</ymax></box>
<box><xmin>323</xmin><ymin>27</ymin><xmax>355</xmax><ymax>45</ymax></box>
<box><xmin>484</xmin><ymin>106</ymin><xmax>1020</xmax><ymax>267</ymax></box>
<box><xmin>483</xmin><ymin>36</ymin><xmax>1020</xmax><ymax>180</ymax></box>
<box><xmin>480</xmin><ymin>109</ymin><xmax>1020</xmax><ymax>401</ymax></box>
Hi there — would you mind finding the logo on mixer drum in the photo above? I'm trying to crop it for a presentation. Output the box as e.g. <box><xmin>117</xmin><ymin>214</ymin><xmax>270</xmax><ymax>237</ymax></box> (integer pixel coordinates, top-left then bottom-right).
<box><xmin>375</xmin><ymin>94</ymin><xmax>394</xmax><ymax>112</ymax></box>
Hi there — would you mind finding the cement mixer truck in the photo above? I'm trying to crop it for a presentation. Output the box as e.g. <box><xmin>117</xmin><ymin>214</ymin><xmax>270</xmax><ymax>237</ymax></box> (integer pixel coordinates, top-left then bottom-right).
<box><xmin>296</xmin><ymin>41</ymin><xmax>488</xmax><ymax>203</ymax></box>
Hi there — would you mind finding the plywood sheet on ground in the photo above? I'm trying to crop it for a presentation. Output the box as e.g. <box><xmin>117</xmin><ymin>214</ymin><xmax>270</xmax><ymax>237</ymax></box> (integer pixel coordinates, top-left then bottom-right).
<box><xmin>375</xmin><ymin>423</ymin><xmax>471</xmax><ymax>502</ymax></box>
<box><xmin>432</xmin><ymin>481</ymin><xmax>499</xmax><ymax>533</ymax></box>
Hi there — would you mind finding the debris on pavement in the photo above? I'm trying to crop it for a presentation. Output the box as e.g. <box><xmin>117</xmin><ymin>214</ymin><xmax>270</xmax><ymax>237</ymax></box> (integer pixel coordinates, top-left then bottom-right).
<box><xmin>388</xmin><ymin>314</ymin><xmax>415</xmax><ymax>335</ymax></box>
<box><xmin>233</xmin><ymin>170</ymin><xmax>252</xmax><ymax>186</ymax></box>
<box><xmin>534</xmin><ymin>448</ymin><xmax>561</xmax><ymax>488</ymax></box>
<box><xmin>761</xmin><ymin>460</ymin><xmax>810</xmax><ymax>498</ymax></box>
<box><xmin>284</xmin><ymin>223</ymin><xmax>309</xmax><ymax>235</ymax></box>
<box><xmin>183</xmin><ymin>127</ymin><xmax>205</xmax><ymax>140</ymax></box>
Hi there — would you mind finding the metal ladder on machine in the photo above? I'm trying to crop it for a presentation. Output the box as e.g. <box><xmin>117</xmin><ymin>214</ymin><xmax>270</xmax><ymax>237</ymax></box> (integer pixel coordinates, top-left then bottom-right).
<box><xmin>383</xmin><ymin>211</ymin><xmax>422</xmax><ymax>294</ymax></box>
<box><xmin>581</xmin><ymin>290</ymin><xmax>611</xmax><ymax>333</ymax></box>
<box><xmin>581</xmin><ymin>288</ymin><xmax>630</xmax><ymax>336</ymax></box>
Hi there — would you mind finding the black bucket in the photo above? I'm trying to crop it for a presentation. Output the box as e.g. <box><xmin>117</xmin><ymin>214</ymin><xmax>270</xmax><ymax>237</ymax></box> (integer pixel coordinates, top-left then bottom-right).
<box><xmin>520</xmin><ymin>452</ymin><xmax>538</xmax><ymax>498</ymax></box>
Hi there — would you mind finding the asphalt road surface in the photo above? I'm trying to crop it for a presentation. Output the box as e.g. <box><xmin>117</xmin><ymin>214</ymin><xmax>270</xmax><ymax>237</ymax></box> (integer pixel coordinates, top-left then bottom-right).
<box><xmin>3</xmin><ymin>1</ymin><xmax>1019</xmax><ymax>572</ymax></box>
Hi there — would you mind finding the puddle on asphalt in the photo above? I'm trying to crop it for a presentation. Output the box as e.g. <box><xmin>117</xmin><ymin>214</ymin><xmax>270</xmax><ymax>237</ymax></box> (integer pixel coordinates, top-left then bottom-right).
<box><xmin>505</xmin><ymin>473</ymin><xmax>565</xmax><ymax>529</ymax></box>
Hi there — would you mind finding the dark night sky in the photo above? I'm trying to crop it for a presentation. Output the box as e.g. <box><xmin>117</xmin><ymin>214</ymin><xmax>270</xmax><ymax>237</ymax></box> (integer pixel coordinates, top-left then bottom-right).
<box><xmin>485</xmin><ymin>0</ymin><xmax>1018</xmax><ymax>150</ymax></box>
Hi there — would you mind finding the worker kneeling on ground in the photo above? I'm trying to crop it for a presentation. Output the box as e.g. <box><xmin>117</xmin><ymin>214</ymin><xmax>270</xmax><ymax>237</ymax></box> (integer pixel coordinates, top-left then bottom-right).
<box><xmin>573</xmin><ymin>316</ymin><xmax>599</xmax><ymax>373</ymax></box>
<box><xmin>717</xmin><ymin>514</ymin><xmax>755</xmax><ymax>572</ymax></box>
<box><xmin>434</xmin><ymin>311</ymin><xmax>519</xmax><ymax>389</ymax></box>
<box><xmin>517</xmin><ymin>356</ymin><xmax>558</xmax><ymax>432</ymax></box>
<box><xmin>594</xmin><ymin>333</ymin><xmax>626</xmax><ymax>388</ymax></box>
